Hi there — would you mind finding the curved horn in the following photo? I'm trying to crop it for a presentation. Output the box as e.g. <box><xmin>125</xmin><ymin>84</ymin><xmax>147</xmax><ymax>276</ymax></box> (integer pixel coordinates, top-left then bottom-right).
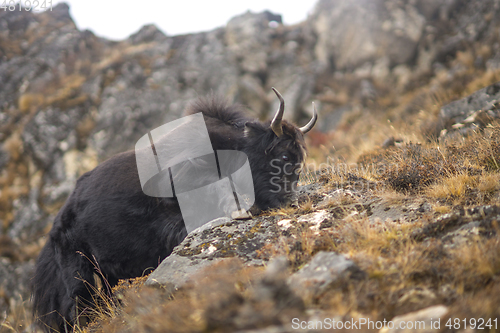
<box><xmin>270</xmin><ymin>87</ymin><xmax>284</xmax><ymax>137</ymax></box>
<box><xmin>300</xmin><ymin>102</ymin><xmax>318</xmax><ymax>134</ymax></box>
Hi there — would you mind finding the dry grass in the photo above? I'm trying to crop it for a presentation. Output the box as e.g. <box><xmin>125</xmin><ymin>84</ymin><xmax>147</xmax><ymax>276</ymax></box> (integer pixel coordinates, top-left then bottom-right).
<box><xmin>353</xmin><ymin>122</ymin><xmax>500</xmax><ymax>208</ymax></box>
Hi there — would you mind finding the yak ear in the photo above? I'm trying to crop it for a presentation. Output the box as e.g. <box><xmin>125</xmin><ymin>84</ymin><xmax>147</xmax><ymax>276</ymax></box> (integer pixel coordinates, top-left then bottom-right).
<box><xmin>243</xmin><ymin>121</ymin><xmax>267</xmax><ymax>138</ymax></box>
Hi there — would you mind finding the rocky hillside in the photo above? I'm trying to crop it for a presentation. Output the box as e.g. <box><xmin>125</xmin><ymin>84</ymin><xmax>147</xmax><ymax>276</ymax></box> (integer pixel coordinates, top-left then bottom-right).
<box><xmin>1</xmin><ymin>0</ymin><xmax>500</xmax><ymax>331</ymax></box>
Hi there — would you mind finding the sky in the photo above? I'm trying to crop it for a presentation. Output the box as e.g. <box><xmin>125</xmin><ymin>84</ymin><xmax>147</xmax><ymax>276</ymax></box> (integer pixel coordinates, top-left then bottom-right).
<box><xmin>52</xmin><ymin>1</ymin><xmax>317</xmax><ymax>41</ymax></box>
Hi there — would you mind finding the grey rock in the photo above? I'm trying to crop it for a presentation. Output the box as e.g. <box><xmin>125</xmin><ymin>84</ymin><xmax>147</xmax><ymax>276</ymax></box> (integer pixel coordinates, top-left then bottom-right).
<box><xmin>360</xmin><ymin>79</ymin><xmax>377</xmax><ymax>105</ymax></box>
<box><xmin>8</xmin><ymin>192</ymin><xmax>47</xmax><ymax>241</ymax></box>
<box><xmin>23</xmin><ymin>106</ymin><xmax>85</xmax><ymax>169</ymax></box>
<box><xmin>384</xmin><ymin>305</ymin><xmax>448</xmax><ymax>333</ymax></box>
<box><xmin>262</xmin><ymin>256</ymin><xmax>289</xmax><ymax>281</ymax></box>
<box><xmin>442</xmin><ymin>221</ymin><xmax>481</xmax><ymax>247</ymax></box>
<box><xmin>0</xmin><ymin>147</ymin><xmax>9</xmax><ymax>169</ymax></box>
<box><xmin>146</xmin><ymin>216</ymin><xmax>283</xmax><ymax>287</ymax></box>
<box><xmin>411</xmin><ymin>205</ymin><xmax>500</xmax><ymax>242</ymax></box>
<box><xmin>415</xmin><ymin>0</ymin><xmax>442</xmax><ymax>20</ymax></box>
<box><xmin>128</xmin><ymin>24</ymin><xmax>166</xmax><ymax>44</ymax></box>
<box><xmin>0</xmin><ymin>259</ymin><xmax>34</xmax><ymax>314</ymax></box>
<box><xmin>91</xmin><ymin>28</ymin><xmax>243</xmax><ymax>159</ymax></box>
<box><xmin>226</xmin><ymin>11</ymin><xmax>273</xmax><ymax>74</ymax></box>
<box><xmin>486</xmin><ymin>52</ymin><xmax>500</xmax><ymax>71</ymax></box>
<box><xmin>368</xmin><ymin>199</ymin><xmax>426</xmax><ymax>224</ymax></box>
<box><xmin>310</xmin><ymin>0</ymin><xmax>425</xmax><ymax>69</ymax></box>
<box><xmin>147</xmin><ymin>244</ymin><xmax>303</xmax><ymax>331</ymax></box>
<box><xmin>440</xmin><ymin>82</ymin><xmax>500</xmax><ymax>123</ymax></box>
<box><xmin>438</xmin><ymin>81</ymin><xmax>500</xmax><ymax>139</ymax></box>
<box><xmin>146</xmin><ymin>218</ymin><xmax>232</xmax><ymax>289</ymax></box>
<box><xmin>288</xmin><ymin>251</ymin><xmax>366</xmax><ymax>299</ymax></box>
<box><xmin>233</xmin><ymin>257</ymin><xmax>304</xmax><ymax>329</ymax></box>
<box><xmin>145</xmin><ymin>254</ymin><xmax>229</xmax><ymax>291</ymax></box>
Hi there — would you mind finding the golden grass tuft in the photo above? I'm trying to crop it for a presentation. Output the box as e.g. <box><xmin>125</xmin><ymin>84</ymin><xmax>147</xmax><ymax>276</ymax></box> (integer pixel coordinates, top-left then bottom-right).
<box><xmin>18</xmin><ymin>93</ymin><xmax>45</xmax><ymax>114</ymax></box>
<box><xmin>426</xmin><ymin>173</ymin><xmax>477</xmax><ymax>199</ymax></box>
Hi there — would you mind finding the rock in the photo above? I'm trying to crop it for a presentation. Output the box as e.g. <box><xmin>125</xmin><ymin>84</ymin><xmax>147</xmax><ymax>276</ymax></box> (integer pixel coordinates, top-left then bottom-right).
<box><xmin>382</xmin><ymin>137</ymin><xmax>403</xmax><ymax>148</ymax></box>
<box><xmin>232</xmin><ymin>257</ymin><xmax>304</xmax><ymax>330</ymax></box>
<box><xmin>128</xmin><ymin>24</ymin><xmax>166</xmax><ymax>44</ymax></box>
<box><xmin>415</xmin><ymin>0</ymin><xmax>442</xmax><ymax>20</ymax></box>
<box><xmin>287</xmin><ymin>251</ymin><xmax>366</xmax><ymax>299</ymax></box>
<box><xmin>438</xmin><ymin>81</ymin><xmax>500</xmax><ymax>138</ymax></box>
<box><xmin>0</xmin><ymin>259</ymin><xmax>34</xmax><ymax>314</ymax></box>
<box><xmin>262</xmin><ymin>256</ymin><xmax>289</xmax><ymax>281</ymax></box>
<box><xmin>146</xmin><ymin>255</ymin><xmax>303</xmax><ymax>332</ymax></box>
<box><xmin>380</xmin><ymin>305</ymin><xmax>448</xmax><ymax>333</ymax></box>
<box><xmin>310</xmin><ymin>0</ymin><xmax>425</xmax><ymax>69</ymax></box>
<box><xmin>47</xmin><ymin>2</ymin><xmax>73</xmax><ymax>23</ymax></box>
<box><xmin>146</xmin><ymin>217</ymin><xmax>230</xmax><ymax>289</ymax></box>
<box><xmin>8</xmin><ymin>190</ymin><xmax>46</xmax><ymax>241</ymax></box>
<box><xmin>146</xmin><ymin>254</ymin><xmax>229</xmax><ymax>292</ymax></box>
<box><xmin>195</xmin><ymin>256</ymin><xmax>304</xmax><ymax>331</ymax></box>
<box><xmin>0</xmin><ymin>147</ymin><xmax>9</xmax><ymax>169</ymax></box>
<box><xmin>368</xmin><ymin>199</ymin><xmax>431</xmax><ymax>224</ymax></box>
<box><xmin>23</xmin><ymin>106</ymin><xmax>87</xmax><ymax>169</ymax></box>
<box><xmin>360</xmin><ymin>79</ymin><xmax>377</xmax><ymax>105</ymax></box>
<box><xmin>146</xmin><ymin>216</ymin><xmax>284</xmax><ymax>288</ymax></box>
<box><xmin>225</xmin><ymin>11</ymin><xmax>274</xmax><ymax>74</ymax></box>
<box><xmin>411</xmin><ymin>205</ymin><xmax>500</xmax><ymax>243</ymax></box>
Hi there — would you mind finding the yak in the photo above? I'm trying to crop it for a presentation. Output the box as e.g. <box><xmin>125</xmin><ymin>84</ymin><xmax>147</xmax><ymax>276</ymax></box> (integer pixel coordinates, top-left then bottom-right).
<box><xmin>32</xmin><ymin>88</ymin><xmax>317</xmax><ymax>332</ymax></box>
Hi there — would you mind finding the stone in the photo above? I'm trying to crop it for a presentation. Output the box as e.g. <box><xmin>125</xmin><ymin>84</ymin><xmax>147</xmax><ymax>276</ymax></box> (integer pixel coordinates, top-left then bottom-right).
<box><xmin>438</xmin><ymin>81</ymin><xmax>500</xmax><ymax>139</ymax></box>
<box><xmin>287</xmin><ymin>251</ymin><xmax>367</xmax><ymax>299</ymax></box>
<box><xmin>380</xmin><ymin>305</ymin><xmax>449</xmax><ymax>333</ymax></box>
<box><xmin>310</xmin><ymin>0</ymin><xmax>425</xmax><ymax>69</ymax></box>
<box><xmin>146</xmin><ymin>216</ymin><xmax>283</xmax><ymax>287</ymax></box>
<box><xmin>0</xmin><ymin>259</ymin><xmax>34</xmax><ymax>316</ymax></box>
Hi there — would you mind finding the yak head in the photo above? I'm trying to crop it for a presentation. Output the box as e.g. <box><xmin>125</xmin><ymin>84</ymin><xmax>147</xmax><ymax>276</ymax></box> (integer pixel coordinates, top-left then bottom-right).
<box><xmin>243</xmin><ymin>88</ymin><xmax>317</xmax><ymax>211</ymax></box>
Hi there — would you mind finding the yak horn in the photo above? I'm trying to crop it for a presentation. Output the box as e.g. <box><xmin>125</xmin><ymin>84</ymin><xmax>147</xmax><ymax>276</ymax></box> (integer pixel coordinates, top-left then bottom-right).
<box><xmin>300</xmin><ymin>102</ymin><xmax>318</xmax><ymax>134</ymax></box>
<box><xmin>270</xmin><ymin>87</ymin><xmax>284</xmax><ymax>137</ymax></box>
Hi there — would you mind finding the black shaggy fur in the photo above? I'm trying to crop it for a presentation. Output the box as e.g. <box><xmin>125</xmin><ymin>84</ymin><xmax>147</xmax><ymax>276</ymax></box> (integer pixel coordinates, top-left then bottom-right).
<box><xmin>32</xmin><ymin>96</ymin><xmax>308</xmax><ymax>332</ymax></box>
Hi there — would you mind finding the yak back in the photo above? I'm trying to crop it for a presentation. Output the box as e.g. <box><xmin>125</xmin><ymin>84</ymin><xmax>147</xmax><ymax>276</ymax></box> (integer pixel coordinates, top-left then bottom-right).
<box><xmin>185</xmin><ymin>95</ymin><xmax>251</xmax><ymax>151</ymax></box>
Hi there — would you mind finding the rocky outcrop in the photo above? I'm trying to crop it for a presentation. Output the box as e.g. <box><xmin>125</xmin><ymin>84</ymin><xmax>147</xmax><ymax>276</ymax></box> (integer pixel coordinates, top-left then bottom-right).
<box><xmin>146</xmin><ymin>216</ymin><xmax>279</xmax><ymax>289</ymax></box>
<box><xmin>144</xmin><ymin>178</ymin><xmax>464</xmax><ymax>294</ymax></box>
<box><xmin>437</xmin><ymin>81</ymin><xmax>500</xmax><ymax>140</ymax></box>
<box><xmin>287</xmin><ymin>251</ymin><xmax>367</xmax><ymax>299</ymax></box>
<box><xmin>311</xmin><ymin>0</ymin><xmax>426</xmax><ymax>70</ymax></box>
<box><xmin>383</xmin><ymin>305</ymin><xmax>449</xmax><ymax>333</ymax></box>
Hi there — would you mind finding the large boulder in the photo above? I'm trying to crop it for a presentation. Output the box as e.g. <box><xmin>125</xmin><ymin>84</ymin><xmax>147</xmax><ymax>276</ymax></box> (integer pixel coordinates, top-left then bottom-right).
<box><xmin>310</xmin><ymin>0</ymin><xmax>426</xmax><ymax>70</ymax></box>
<box><xmin>437</xmin><ymin>81</ymin><xmax>500</xmax><ymax>139</ymax></box>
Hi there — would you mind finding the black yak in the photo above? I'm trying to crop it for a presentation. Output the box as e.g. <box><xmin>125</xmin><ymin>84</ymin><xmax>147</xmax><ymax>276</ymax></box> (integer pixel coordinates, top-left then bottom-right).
<box><xmin>32</xmin><ymin>88</ymin><xmax>317</xmax><ymax>332</ymax></box>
